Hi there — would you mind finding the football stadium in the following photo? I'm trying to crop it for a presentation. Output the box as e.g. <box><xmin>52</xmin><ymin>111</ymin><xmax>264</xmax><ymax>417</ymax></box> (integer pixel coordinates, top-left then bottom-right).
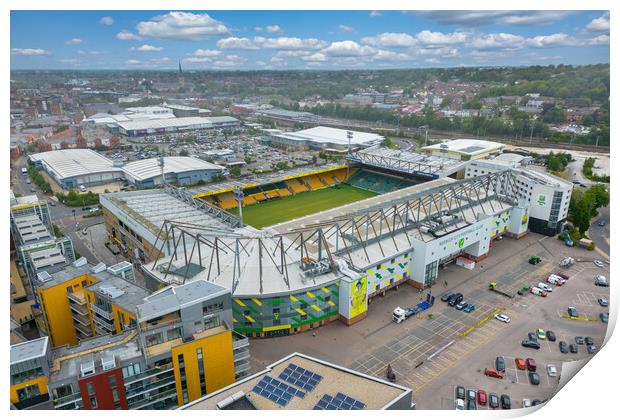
<box><xmin>101</xmin><ymin>142</ymin><xmax>571</xmax><ymax>338</ymax></box>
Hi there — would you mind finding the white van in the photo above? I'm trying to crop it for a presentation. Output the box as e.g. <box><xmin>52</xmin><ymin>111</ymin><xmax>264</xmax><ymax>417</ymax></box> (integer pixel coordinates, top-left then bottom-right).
<box><xmin>547</xmin><ymin>274</ymin><xmax>565</xmax><ymax>286</ymax></box>
<box><xmin>79</xmin><ymin>185</ymin><xmax>87</xmax><ymax>192</ymax></box>
<box><xmin>538</xmin><ymin>282</ymin><xmax>553</xmax><ymax>292</ymax></box>
<box><xmin>530</xmin><ymin>287</ymin><xmax>548</xmax><ymax>297</ymax></box>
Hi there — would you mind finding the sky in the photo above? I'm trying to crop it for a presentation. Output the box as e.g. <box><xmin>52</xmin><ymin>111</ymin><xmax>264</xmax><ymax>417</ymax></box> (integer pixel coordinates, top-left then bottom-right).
<box><xmin>10</xmin><ymin>10</ymin><xmax>610</xmax><ymax>70</ymax></box>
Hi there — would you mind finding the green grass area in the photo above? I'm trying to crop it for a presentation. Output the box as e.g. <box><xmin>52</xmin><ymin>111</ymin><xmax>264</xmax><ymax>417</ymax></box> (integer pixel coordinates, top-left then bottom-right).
<box><xmin>232</xmin><ymin>184</ymin><xmax>377</xmax><ymax>229</ymax></box>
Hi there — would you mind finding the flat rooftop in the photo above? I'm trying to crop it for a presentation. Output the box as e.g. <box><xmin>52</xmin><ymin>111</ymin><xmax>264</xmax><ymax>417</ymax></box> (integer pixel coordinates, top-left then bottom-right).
<box><xmin>88</xmin><ymin>271</ymin><xmax>151</xmax><ymax>314</ymax></box>
<box><xmin>182</xmin><ymin>353</ymin><xmax>411</xmax><ymax>410</ymax></box>
<box><xmin>29</xmin><ymin>149</ymin><xmax>123</xmax><ymax>180</ymax></box>
<box><xmin>122</xmin><ymin>156</ymin><xmax>224</xmax><ymax>182</ymax></box>
<box><xmin>11</xmin><ymin>336</ymin><xmax>49</xmax><ymax>365</ymax></box>
<box><xmin>116</xmin><ymin>116</ymin><xmax>238</xmax><ymax>131</ymax></box>
<box><xmin>422</xmin><ymin>139</ymin><xmax>505</xmax><ymax>156</ymax></box>
<box><xmin>270</xmin><ymin>126</ymin><xmax>383</xmax><ymax>147</ymax></box>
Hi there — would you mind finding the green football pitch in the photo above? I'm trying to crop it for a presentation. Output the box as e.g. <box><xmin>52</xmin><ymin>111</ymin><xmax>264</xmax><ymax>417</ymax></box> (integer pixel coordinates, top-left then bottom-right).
<box><xmin>231</xmin><ymin>184</ymin><xmax>377</xmax><ymax>229</ymax></box>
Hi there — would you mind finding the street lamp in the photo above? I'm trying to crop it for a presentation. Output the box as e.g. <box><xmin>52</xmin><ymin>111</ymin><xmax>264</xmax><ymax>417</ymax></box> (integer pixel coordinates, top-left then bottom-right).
<box><xmin>72</xmin><ymin>209</ymin><xmax>77</xmax><ymax>227</ymax></box>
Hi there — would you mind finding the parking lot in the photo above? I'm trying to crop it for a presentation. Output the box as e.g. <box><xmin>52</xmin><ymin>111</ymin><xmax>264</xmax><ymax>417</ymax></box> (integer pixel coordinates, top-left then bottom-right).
<box><xmin>248</xmin><ymin>231</ymin><xmax>610</xmax><ymax>410</ymax></box>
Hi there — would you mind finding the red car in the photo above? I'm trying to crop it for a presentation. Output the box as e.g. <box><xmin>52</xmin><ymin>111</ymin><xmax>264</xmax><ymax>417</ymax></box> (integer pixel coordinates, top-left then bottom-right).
<box><xmin>484</xmin><ymin>368</ymin><xmax>505</xmax><ymax>379</ymax></box>
<box><xmin>515</xmin><ymin>357</ymin><xmax>526</xmax><ymax>370</ymax></box>
<box><xmin>477</xmin><ymin>390</ymin><xmax>487</xmax><ymax>406</ymax></box>
<box><xmin>526</xmin><ymin>358</ymin><xmax>537</xmax><ymax>372</ymax></box>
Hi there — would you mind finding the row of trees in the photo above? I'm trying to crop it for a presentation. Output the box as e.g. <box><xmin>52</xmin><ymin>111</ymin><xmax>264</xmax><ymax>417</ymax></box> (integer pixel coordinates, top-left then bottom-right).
<box><xmin>582</xmin><ymin>157</ymin><xmax>610</xmax><ymax>183</ymax></box>
<box><xmin>55</xmin><ymin>190</ymin><xmax>100</xmax><ymax>207</ymax></box>
<box><xmin>27</xmin><ymin>163</ymin><xmax>53</xmax><ymax>194</ymax></box>
<box><xmin>568</xmin><ymin>185</ymin><xmax>609</xmax><ymax>234</ymax></box>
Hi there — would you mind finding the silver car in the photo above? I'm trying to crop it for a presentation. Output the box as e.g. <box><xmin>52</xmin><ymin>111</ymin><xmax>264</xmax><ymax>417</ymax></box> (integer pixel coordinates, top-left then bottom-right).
<box><xmin>547</xmin><ymin>364</ymin><xmax>557</xmax><ymax>377</ymax></box>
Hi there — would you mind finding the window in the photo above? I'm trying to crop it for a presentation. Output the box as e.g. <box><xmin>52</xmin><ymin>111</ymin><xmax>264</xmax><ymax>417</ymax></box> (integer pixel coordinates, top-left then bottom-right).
<box><xmin>86</xmin><ymin>382</ymin><xmax>95</xmax><ymax>395</ymax></box>
<box><xmin>376</xmin><ymin>264</ymin><xmax>381</xmax><ymax>270</ymax></box>
<box><xmin>112</xmin><ymin>389</ymin><xmax>120</xmax><ymax>403</ymax></box>
<box><xmin>391</xmin><ymin>258</ymin><xmax>395</xmax><ymax>264</ymax></box>
<box><xmin>89</xmin><ymin>396</ymin><xmax>97</xmax><ymax>409</ymax></box>
<box><xmin>108</xmin><ymin>375</ymin><xmax>117</xmax><ymax>388</ymax></box>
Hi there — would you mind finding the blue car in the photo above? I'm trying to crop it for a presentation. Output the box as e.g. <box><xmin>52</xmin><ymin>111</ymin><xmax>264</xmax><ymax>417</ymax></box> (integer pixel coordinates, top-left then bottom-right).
<box><xmin>463</xmin><ymin>304</ymin><xmax>476</xmax><ymax>313</ymax></box>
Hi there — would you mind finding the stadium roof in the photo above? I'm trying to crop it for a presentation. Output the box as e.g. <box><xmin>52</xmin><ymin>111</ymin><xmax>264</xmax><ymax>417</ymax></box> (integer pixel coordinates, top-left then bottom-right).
<box><xmin>182</xmin><ymin>353</ymin><xmax>411</xmax><ymax>410</ymax></box>
<box><xmin>422</xmin><ymin>139</ymin><xmax>505</xmax><ymax>157</ymax></box>
<box><xmin>29</xmin><ymin>149</ymin><xmax>122</xmax><ymax>180</ymax></box>
<box><xmin>122</xmin><ymin>156</ymin><xmax>225</xmax><ymax>182</ymax></box>
<box><xmin>270</xmin><ymin>126</ymin><xmax>383</xmax><ymax>147</ymax></box>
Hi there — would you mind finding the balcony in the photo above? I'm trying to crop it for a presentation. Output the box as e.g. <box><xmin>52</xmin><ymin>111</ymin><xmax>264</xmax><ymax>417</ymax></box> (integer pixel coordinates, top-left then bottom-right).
<box><xmin>13</xmin><ymin>393</ymin><xmax>50</xmax><ymax>410</ymax></box>
<box><xmin>67</xmin><ymin>290</ymin><xmax>86</xmax><ymax>305</ymax></box>
<box><xmin>124</xmin><ymin>363</ymin><xmax>174</xmax><ymax>386</ymax></box>
<box><xmin>234</xmin><ymin>359</ymin><xmax>251</xmax><ymax>375</ymax></box>
<box><xmin>234</xmin><ymin>348</ymin><xmax>250</xmax><ymax>362</ymax></box>
<box><xmin>92</xmin><ymin>313</ymin><xmax>115</xmax><ymax>330</ymax></box>
<box><xmin>53</xmin><ymin>392</ymin><xmax>82</xmax><ymax>409</ymax></box>
<box><xmin>74</xmin><ymin>321</ymin><xmax>92</xmax><ymax>336</ymax></box>
<box><xmin>127</xmin><ymin>387</ymin><xmax>178</xmax><ymax>410</ymax></box>
<box><xmin>90</xmin><ymin>303</ymin><xmax>114</xmax><ymax>320</ymax></box>
<box><xmin>69</xmin><ymin>301</ymin><xmax>89</xmax><ymax>316</ymax></box>
<box><xmin>71</xmin><ymin>311</ymin><xmax>91</xmax><ymax>327</ymax></box>
<box><xmin>140</xmin><ymin>312</ymin><xmax>181</xmax><ymax>332</ymax></box>
<box><xmin>125</xmin><ymin>373</ymin><xmax>176</xmax><ymax>399</ymax></box>
<box><xmin>232</xmin><ymin>332</ymin><xmax>249</xmax><ymax>350</ymax></box>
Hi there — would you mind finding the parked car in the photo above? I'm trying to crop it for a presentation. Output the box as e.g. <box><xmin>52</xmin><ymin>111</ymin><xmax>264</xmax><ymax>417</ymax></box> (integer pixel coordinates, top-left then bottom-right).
<box><xmin>594</xmin><ymin>260</ymin><xmax>604</xmax><ymax>267</ymax></box>
<box><xmin>585</xmin><ymin>337</ymin><xmax>594</xmax><ymax>345</ymax></box>
<box><xmin>528</xmin><ymin>332</ymin><xmax>538</xmax><ymax>342</ymax></box>
<box><xmin>532</xmin><ymin>400</ymin><xmax>542</xmax><ymax>406</ymax></box>
<box><xmin>521</xmin><ymin>340</ymin><xmax>540</xmax><ymax>349</ymax></box>
<box><xmin>456</xmin><ymin>301</ymin><xmax>468</xmax><ymax>310</ymax></box>
<box><xmin>448</xmin><ymin>293</ymin><xmax>464</xmax><ymax>307</ymax></box>
<box><xmin>526</xmin><ymin>358</ymin><xmax>537</xmax><ymax>372</ymax></box>
<box><xmin>530</xmin><ymin>287</ymin><xmax>547</xmax><ymax>297</ymax></box>
<box><xmin>455</xmin><ymin>386</ymin><xmax>466</xmax><ymax>400</ymax></box>
<box><xmin>463</xmin><ymin>304</ymin><xmax>476</xmax><ymax>313</ymax></box>
<box><xmin>515</xmin><ymin>357</ymin><xmax>526</xmax><ymax>370</ymax></box>
<box><xmin>595</xmin><ymin>275</ymin><xmax>609</xmax><ymax>287</ymax></box>
<box><xmin>528</xmin><ymin>256</ymin><xmax>541</xmax><ymax>265</ymax></box>
<box><xmin>455</xmin><ymin>399</ymin><xmax>465</xmax><ymax>410</ymax></box>
<box><xmin>494</xmin><ymin>313</ymin><xmax>511</xmax><ymax>323</ymax></box>
<box><xmin>598</xmin><ymin>220</ymin><xmax>606</xmax><ymax>226</ymax></box>
<box><xmin>467</xmin><ymin>389</ymin><xmax>476</xmax><ymax>401</ymax></box>
<box><xmin>495</xmin><ymin>356</ymin><xmax>506</xmax><ymax>372</ymax></box>
<box><xmin>546</xmin><ymin>330</ymin><xmax>556</xmax><ymax>342</ymax></box>
<box><xmin>489</xmin><ymin>393</ymin><xmax>499</xmax><ymax>409</ymax></box>
<box><xmin>569</xmin><ymin>344</ymin><xmax>578</xmax><ymax>354</ymax></box>
<box><xmin>600</xmin><ymin>313</ymin><xmax>609</xmax><ymax>323</ymax></box>
<box><xmin>500</xmin><ymin>394</ymin><xmax>511</xmax><ymax>409</ymax></box>
<box><xmin>587</xmin><ymin>345</ymin><xmax>597</xmax><ymax>354</ymax></box>
<box><xmin>598</xmin><ymin>298</ymin><xmax>609</xmax><ymax>307</ymax></box>
<box><xmin>467</xmin><ymin>399</ymin><xmax>477</xmax><ymax>410</ymax></box>
<box><xmin>568</xmin><ymin>307</ymin><xmax>579</xmax><ymax>317</ymax></box>
<box><xmin>554</xmin><ymin>272</ymin><xmax>570</xmax><ymax>280</ymax></box>
<box><xmin>537</xmin><ymin>282</ymin><xmax>553</xmax><ymax>292</ymax></box>
<box><xmin>477</xmin><ymin>390</ymin><xmax>487</xmax><ymax>406</ymax></box>
<box><xmin>529</xmin><ymin>372</ymin><xmax>540</xmax><ymax>385</ymax></box>
<box><xmin>575</xmin><ymin>336</ymin><xmax>585</xmax><ymax>345</ymax></box>
<box><xmin>30</xmin><ymin>188</ymin><xmax>36</xmax><ymax>192</ymax></box>
<box><xmin>536</xmin><ymin>329</ymin><xmax>546</xmax><ymax>340</ymax></box>
<box><xmin>442</xmin><ymin>293</ymin><xmax>454</xmax><ymax>302</ymax></box>
<box><xmin>559</xmin><ymin>341</ymin><xmax>568</xmax><ymax>353</ymax></box>
<box><xmin>547</xmin><ymin>364</ymin><xmax>558</xmax><ymax>377</ymax></box>
<box><xmin>82</xmin><ymin>206</ymin><xmax>92</xmax><ymax>211</ymax></box>
<box><xmin>484</xmin><ymin>368</ymin><xmax>504</xmax><ymax>379</ymax></box>
<box><xmin>522</xmin><ymin>399</ymin><xmax>532</xmax><ymax>408</ymax></box>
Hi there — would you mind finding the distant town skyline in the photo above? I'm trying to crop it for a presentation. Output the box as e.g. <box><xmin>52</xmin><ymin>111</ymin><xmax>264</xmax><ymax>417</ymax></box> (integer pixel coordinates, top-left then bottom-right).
<box><xmin>10</xmin><ymin>10</ymin><xmax>610</xmax><ymax>70</ymax></box>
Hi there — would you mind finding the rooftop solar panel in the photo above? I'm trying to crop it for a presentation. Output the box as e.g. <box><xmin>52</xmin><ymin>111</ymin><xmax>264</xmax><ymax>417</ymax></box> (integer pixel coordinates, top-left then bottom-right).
<box><xmin>313</xmin><ymin>393</ymin><xmax>366</xmax><ymax>410</ymax></box>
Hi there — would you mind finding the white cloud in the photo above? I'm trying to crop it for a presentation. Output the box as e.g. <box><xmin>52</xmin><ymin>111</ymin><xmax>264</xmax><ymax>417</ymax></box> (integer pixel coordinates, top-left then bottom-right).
<box><xmin>370</xmin><ymin>11</ymin><xmax>382</xmax><ymax>18</ymax></box>
<box><xmin>213</xmin><ymin>55</ymin><xmax>247</xmax><ymax>67</ymax></box>
<box><xmin>256</xmin><ymin>60</ymin><xmax>267</xmax><ymax>66</ymax></box>
<box><xmin>64</xmin><ymin>38</ymin><xmax>83</xmax><ymax>45</ymax></box>
<box><xmin>425</xmin><ymin>58</ymin><xmax>441</xmax><ymax>64</ymax></box>
<box><xmin>418</xmin><ymin>11</ymin><xmax>571</xmax><ymax>26</ymax></box>
<box><xmin>99</xmin><ymin>16</ymin><xmax>114</xmax><ymax>26</ymax></box>
<box><xmin>266</xmin><ymin>25</ymin><xmax>282</xmax><ymax>33</ymax></box>
<box><xmin>273</xmin><ymin>50</ymin><xmax>312</xmax><ymax>58</ymax></box>
<box><xmin>301</xmin><ymin>53</ymin><xmax>327</xmax><ymax>62</ymax></box>
<box><xmin>469</xmin><ymin>33</ymin><xmax>525</xmax><ymax>50</ymax></box>
<box><xmin>126</xmin><ymin>59</ymin><xmax>142</xmax><ymax>65</ymax></box>
<box><xmin>131</xmin><ymin>44</ymin><xmax>164</xmax><ymax>52</ymax></box>
<box><xmin>415</xmin><ymin>47</ymin><xmax>459</xmax><ymax>58</ymax></box>
<box><xmin>11</xmin><ymin>48</ymin><xmax>51</xmax><ymax>56</ymax></box>
<box><xmin>526</xmin><ymin>33</ymin><xmax>581</xmax><ymax>48</ymax></box>
<box><xmin>586</xmin><ymin>12</ymin><xmax>610</xmax><ymax>32</ymax></box>
<box><xmin>77</xmin><ymin>50</ymin><xmax>104</xmax><ymax>55</ymax></box>
<box><xmin>416</xmin><ymin>30</ymin><xmax>469</xmax><ymax>46</ymax></box>
<box><xmin>117</xmin><ymin>30</ymin><xmax>141</xmax><ymax>41</ymax></box>
<box><xmin>192</xmin><ymin>49</ymin><xmax>221</xmax><ymax>57</ymax></box>
<box><xmin>254</xmin><ymin>37</ymin><xmax>326</xmax><ymax>50</ymax></box>
<box><xmin>587</xmin><ymin>34</ymin><xmax>610</xmax><ymax>46</ymax></box>
<box><xmin>217</xmin><ymin>37</ymin><xmax>258</xmax><ymax>50</ymax></box>
<box><xmin>361</xmin><ymin>32</ymin><xmax>417</xmax><ymax>48</ymax></box>
<box><xmin>339</xmin><ymin>25</ymin><xmax>354</xmax><ymax>33</ymax></box>
<box><xmin>136</xmin><ymin>12</ymin><xmax>229</xmax><ymax>40</ymax></box>
<box><xmin>254</xmin><ymin>26</ymin><xmax>263</xmax><ymax>32</ymax></box>
<box><xmin>372</xmin><ymin>50</ymin><xmax>411</xmax><ymax>61</ymax></box>
<box><xmin>322</xmin><ymin>40</ymin><xmax>376</xmax><ymax>57</ymax></box>
<box><xmin>270</xmin><ymin>56</ymin><xmax>284</xmax><ymax>63</ymax></box>
<box><xmin>185</xmin><ymin>57</ymin><xmax>212</xmax><ymax>63</ymax></box>
<box><xmin>59</xmin><ymin>58</ymin><xmax>80</xmax><ymax>64</ymax></box>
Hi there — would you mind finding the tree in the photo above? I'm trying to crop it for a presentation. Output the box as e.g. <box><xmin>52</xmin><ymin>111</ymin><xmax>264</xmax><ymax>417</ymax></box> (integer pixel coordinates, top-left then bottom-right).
<box><xmin>275</xmin><ymin>161</ymin><xmax>289</xmax><ymax>170</ymax></box>
<box><xmin>569</xmin><ymin>189</ymin><xmax>594</xmax><ymax>234</ymax></box>
<box><xmin>547</xmin><ymin>155</ymin><xmax>563</xmax><ymax>172</ymax></box>
<box><xmin>230</xmin><ymin>166</ymin><xmax>241</xmax><ymax>177</ymax></box>
<box><xmin>179</xmin><ymin>149</ymin><xmax>189</xmax><ymax>157</ymax></box>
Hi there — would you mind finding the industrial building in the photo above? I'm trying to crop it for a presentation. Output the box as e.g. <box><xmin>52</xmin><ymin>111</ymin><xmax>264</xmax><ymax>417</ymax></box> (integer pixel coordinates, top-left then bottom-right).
<box><xmin>116</xmin><ymin>116</ymin><xmax>239</xmax><ymax>137</ymax></box>
<box><xmin>122</xmin><ymin>156</ymin><xmax>226</xmax><ymax>188</ymax></box>
<box><xmin>421</xmin><ymin>138</ymin><xmax>506</xmax><ymax>161</ymax></box>
<box><xmin>262</xmin><ymin>126</ymin><xmax>383</xmax><ymax>151</ymax></box>
<box><xmin>29</xmin><ymin>149</ymin><xmax>124</xmax><ymax>189</ymax></box>
<box><xmin>11</xmin><ymin>279</ymin><xmax>251</xmax><ymax>410</ymax></box>
<box><xmin>182</xmin><ymin>353</ymin><xmax>414</xmax><ymax>410</ymax></box>
<box><xmin>164</xmin><ymin>104</ymin><xmax>211</xmax><ymax>118</ymax></box>
<box><xmin>10</xmin><ymin>191</ymin><xmax>52</xmax><ymax>234</ymax></box>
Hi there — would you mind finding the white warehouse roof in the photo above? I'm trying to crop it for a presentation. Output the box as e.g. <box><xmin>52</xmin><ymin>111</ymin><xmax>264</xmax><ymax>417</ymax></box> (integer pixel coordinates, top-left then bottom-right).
<box><xmin>122</xmin><ymin>156</ymin><xmax>225</xmax><ymax>182</ymax></box>
<box><xmin>29</xmin><ymin>149</ymin><xmax>123</xmax><ymax>180</ymax></box>
<box><xmin>116</xmin><ymin>116</ymin><xmax>238</xmax><ymax>132</ymax></box>
<box><xmin>272</xmin><ymin>126</ymin><xmax>383</xmax><ymax>147</ymax></box>
<box><xmin>422</xmin><ymin>139</ymin><xmax>505</xmax><ymax>156</ymax></box>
